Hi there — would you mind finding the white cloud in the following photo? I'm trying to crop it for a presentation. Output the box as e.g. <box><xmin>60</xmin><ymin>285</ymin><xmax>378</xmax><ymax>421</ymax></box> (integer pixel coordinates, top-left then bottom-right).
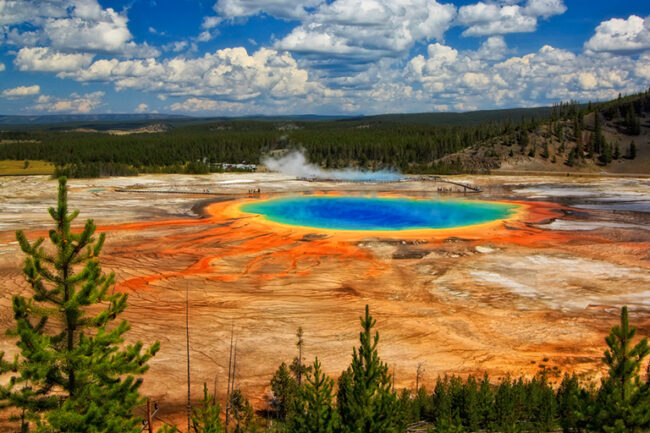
<box><xmin>163</xmin><ymin>41</ymin><xmax>189</xmax><ymax>52</ymax></box>
<box><xmin>170</xmin><ymin>98</ymin><xmax>218</xmax><ymax>112</ymax></box>
<box><xmin>457</xmin><ymin>0</ymin><xmax>566</xmax><ymax>37</ymax></box>
<box><xmin>474</xmin><ymin>35</ymin><xmax>508</xmax><ymax>60</ymax></box>
<box><xmin>275</xmin><ymin>0</ymin><xmax>456</xmax><ymax>66</ymax></box>
<box><xmin>1</xmin><ymin>0</ymin><xmax>158</xmax><ymax>58</ymax></box>
<box><xmin>2</xmin><ymin>85</ymin><xmax>40</xmax><ymax>97</ymax></box>
<box><xmin>457</xmin><ymin>3</ymin><xmax>536</xmax><ymax>36</ymax></box>
<box><xmin>403</xmin><ymin>42</ymin><xmax>648</xmax><ymax>110</ymax></box>
<box><xmin>0</xmin><ymin>63</ymin><xmax>5</xmax><ymax>71</ymax></box>
<box><xmin>584</xmin><ymin>15</ymin><xmax>650</xmax><ymax>55</ymax></box>
<box><xmin>202</xmin><ymin>16</ymin><xmax>222</xmax><ymax>29</ymax></box>
<box><xmin>135</xmin><ymin>103</ymin><xmax>148</xmax><ymax>113</ymax></box>
<box><xmin>62</xmin><ymin>47</ymin><xmax>328</xmax><ymax>102</ymax></box>
<box><xmin>214</xmin><ymin>0</ymin><xmax>324</xmax><ymax>20</ymax></box>
<box><xmin>0</xmin><ymin>0</ymin><xmax>69</xmax><ymax>26</ymax></box>
<box><xmin>15</xmin><ymin>47</ymin><xmax>94</xmax><ymax>72</ymax></box>
<box><xmin>524</xmin><ymin>0</ymin><xmax>566</xmax><ymax>19</ymax></box>
<box><xmin>32</xmin><ymin>91</ymin><xmax>104</xmax><ymax>113</ymax></box>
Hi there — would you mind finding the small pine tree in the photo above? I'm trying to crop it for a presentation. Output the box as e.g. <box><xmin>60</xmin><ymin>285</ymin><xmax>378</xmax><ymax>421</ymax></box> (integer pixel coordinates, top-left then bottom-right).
<box><xmin>191</xmin><ymin>383</ymin><xmax>223</xmax><ymax>433</ymax></box>
<box><xmin>5</xmin><ymin>177</ymin><xmax>159</xmax><ymax>432</ymax></box>
<box><xmin>288</xmin><ymin>358</ymin><xmax>338</xmax><ymax>433</ymax></box>
<box><xmin>628</xmin><ymin>141</ymin><xmax>637</xmax><ymax>159</ymax></box>
<box><xmin>614</xmin><ymin>143</ymin><xmax>621</xmax><ymax>160</ymax></box>
<box><xmin>592</xmin><ymin>306</ymin><xmax>650</xmax><ymax>432</ymax></box>
<box><xmin>337</xmin><ymin>305</ymin><xmax>398</xmax><ymax>433</ymax></box>
<box><xmin>557</xmin><ymin>373</ymin><xmax>582</xmax><ymax>433</ymax></box>
<box><xmin>290</xmin><ymin>327</ymin><xmax>311</xmax><ymax>386</ymax></box>
<box><xmin>228</xmin><ymin>389</ymin><xmax>253</xmax><ymax>433</ymax></box>
<box><xmin>541</xmin><ymin>142</ymin><xmax>549</xmax><ymax>159</ymax></box>
<box><xmin>270</xmin><ymin>362</ymin><xmax>298</xmax><ymax>421</ymax></box>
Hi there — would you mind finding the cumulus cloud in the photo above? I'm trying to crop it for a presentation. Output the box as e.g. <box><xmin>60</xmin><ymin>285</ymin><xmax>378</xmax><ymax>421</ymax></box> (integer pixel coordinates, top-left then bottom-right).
<box><xmin>214</xmin><ymin>0</ymin><xmax>324</xmax><ymax>20</ymax></box>
<box><xmin>32</xmin><ymin>91</ymin><xmax>104</xmax><ymax>113</ymax></box>
<box><xmin>170</xmin><ymin>98</ymin><xmax>218</xmax><ymax>112</ymax></box>
<box><xmin>457</xmin><ymin>0</ymin><xmax>565</xmax><ymax>37</ymax></box>
<box><xmin>474</xmin><ymin>35</ymin><xmax>508</xmax><ymax>60</ymax></box>
<box><xmin>403</xmin><ymin>41</ymin><xmax>648</xmax><ymax>110</ymax></box>
<box><xmin>15</xmin><ymin>47</ymin><xmax>94</xmax><ymax>72</ymax></box>
<box><xmin>202</xmin><ymin>16</ymin><xmax>222</xmax><ymax>29</ymax></box>
<box><xmin>275</xmin><ymin>0</ymin><xmax>456</xmax><ymax>68</ymax></box>
<box><xmin>135</xmin><ymin>103</ymin><xmax>148</xmax><ymax>113</ymax></box>
<box><xmin>2</xmin><ymin>85</ymin><xmax>40</xmax><ymax>97</ymax></box>
<box><xmin>585</xmin><ymin>15</ymin><xmax>650</xmax><ymax>55</ymax></box>
<box><xmin>1</xmin><ymin>0</ymin><xmax>158</xmax><ymax>57</ymax></box>
<box><xmin>61</xmin><ymin>47</ymin><xmax>330</xmax><ymax>102</ymax></box>
<box><xmin>0</xmin><ymin>63</ymin><xmax>5</xmax><ymax>71</ymax></box>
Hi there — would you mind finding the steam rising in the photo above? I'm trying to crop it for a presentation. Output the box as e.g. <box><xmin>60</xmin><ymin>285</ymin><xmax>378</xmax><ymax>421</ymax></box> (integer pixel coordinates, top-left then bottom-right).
<box><xmin>263</xmin><ymin>150</ymin><xmax>403</xmax><ymax>182</ymax></box>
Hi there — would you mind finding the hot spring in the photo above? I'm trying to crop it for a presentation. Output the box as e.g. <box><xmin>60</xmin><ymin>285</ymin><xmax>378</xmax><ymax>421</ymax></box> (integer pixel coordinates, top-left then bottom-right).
<box><xmin>240</xmin><ymin>196</ymin><xmax>519</xmax><ymax>231</ymax></box>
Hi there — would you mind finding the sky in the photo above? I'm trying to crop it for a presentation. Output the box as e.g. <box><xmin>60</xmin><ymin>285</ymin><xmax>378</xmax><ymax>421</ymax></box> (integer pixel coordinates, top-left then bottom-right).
<box><xmin>0</xmin><ymin>0</ymin><xmax>649</xmax><ymax>116</ymax></box>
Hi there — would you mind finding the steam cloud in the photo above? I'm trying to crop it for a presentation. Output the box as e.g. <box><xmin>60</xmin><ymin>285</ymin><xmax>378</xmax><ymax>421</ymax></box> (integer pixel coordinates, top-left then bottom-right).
<box><xmin>262</xmin><ymin>150</ymin><xmax>403</xmax><ymax>182</ymax></box>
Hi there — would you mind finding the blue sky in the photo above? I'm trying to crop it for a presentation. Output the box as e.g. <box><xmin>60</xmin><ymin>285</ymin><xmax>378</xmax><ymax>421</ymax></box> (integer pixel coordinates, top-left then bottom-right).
<box><xmin>0</xmin><ymin>0</ymin><xmax>649</xmax><ymax>116</ymax></box>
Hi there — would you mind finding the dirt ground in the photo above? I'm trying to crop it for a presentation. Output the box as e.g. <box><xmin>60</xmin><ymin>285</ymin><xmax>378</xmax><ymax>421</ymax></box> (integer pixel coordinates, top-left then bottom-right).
<box><xmin>0</xmin><ymin>173</ymin><xmax>648</xmax><ymax>429</ymax></box>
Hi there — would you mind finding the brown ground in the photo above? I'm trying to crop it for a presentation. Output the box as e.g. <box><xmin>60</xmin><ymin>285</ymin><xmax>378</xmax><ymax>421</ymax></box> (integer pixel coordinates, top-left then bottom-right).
<box><xmin>0</xmin><ymin>173</ymin><xmax>648</xmax><ymax>429</ymax></box>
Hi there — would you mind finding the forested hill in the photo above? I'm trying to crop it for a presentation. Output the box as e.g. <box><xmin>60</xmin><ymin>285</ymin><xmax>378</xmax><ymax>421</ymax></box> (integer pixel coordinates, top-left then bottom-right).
<box><xmin>0</xmin><ymin>91</ymin><xmax>647</xmax><ymax>177</ymax></box>
<box><xmin>0</xmin><ymin>113</ymin><xmax>189</xmax><ymax>126</ymax></box>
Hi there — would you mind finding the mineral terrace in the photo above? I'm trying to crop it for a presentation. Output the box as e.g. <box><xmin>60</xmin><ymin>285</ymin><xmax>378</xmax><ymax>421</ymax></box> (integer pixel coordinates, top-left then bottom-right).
<box><xmin>1</xmin><ymin>173</ymin><xmax>648</xmax><ymax>422</ymax></box>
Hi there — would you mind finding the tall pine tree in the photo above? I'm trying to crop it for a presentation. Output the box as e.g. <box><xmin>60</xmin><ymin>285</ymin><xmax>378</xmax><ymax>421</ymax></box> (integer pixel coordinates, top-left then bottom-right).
<box><xmin>288</xmin><ymin>358</ymin><xmax>338</xmax><ymax>433</ymax></box>
<box><xmin>591</xmin><ymin>306</ymin><xmax>650</xmax><ymax>432</ymax></box>
<box><xmin>6</xmin><ymin>177</ymin><xmax>159</xmax><ymax>432</ymax></box>
<box><xmin>337</xmin><ymin>305</ymin><xmax>398</xmax><ymax>433</ymax></box>
<box><xmin>191</xmin><ymin>383</ymin><xmax>223</xmax><ymax>433</ymax></box>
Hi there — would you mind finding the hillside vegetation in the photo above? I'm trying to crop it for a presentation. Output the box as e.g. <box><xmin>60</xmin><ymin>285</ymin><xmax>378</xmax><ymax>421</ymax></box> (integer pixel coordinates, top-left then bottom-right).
<box><xmin>0</xmin><ymin>91</ymin><xmax>647</xmax><ymax>177</ymax></box>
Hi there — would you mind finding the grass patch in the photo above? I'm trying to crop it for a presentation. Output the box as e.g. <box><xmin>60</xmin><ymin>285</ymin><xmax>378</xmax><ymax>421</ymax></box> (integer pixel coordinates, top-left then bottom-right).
<box><xmin>0</xmin><ymin>160</ymin><xmax>55</xmax><ymax>176</ymax></box>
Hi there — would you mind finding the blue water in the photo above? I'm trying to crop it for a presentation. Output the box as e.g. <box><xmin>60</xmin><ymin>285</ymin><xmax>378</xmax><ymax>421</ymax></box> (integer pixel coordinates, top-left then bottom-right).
<box><xmin>241</xmin><ymin>196</ymin><xmax>517</xmax><ymax>231</ymax></box>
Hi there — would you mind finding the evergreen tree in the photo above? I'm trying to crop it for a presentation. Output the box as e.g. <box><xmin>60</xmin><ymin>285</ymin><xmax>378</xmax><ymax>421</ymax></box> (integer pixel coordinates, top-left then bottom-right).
<box><xmin>270</xmin><ymin>362</ymin><xmax>298</xmax><ymax>421</ymax></box>
<box><xmin>288</xmin><ymin>358</ymin><xmax>338</xmax><ymax>433</ymax></box>
<box><xmin>599</xmin><ymin>142</ymin><xmax>612</xmax><ymax>164</ymax></box>
<box><xmin>593</xmin><ymin>111</ymin><xmax>604</xmax><ymax>155</ymax></box>
<box><xmin>290</xmin><ymin>327</ymin><xmax>311</xmax><ymax>386</ymax></box>
<box><xmin>337</xmin><ymin>305</ymin><xmax>398</xmax><ymax>433</ymax></box>
<box><xmin>228</xmin><ymin>389</ymin><xmax>253</xmax><ymax>433</ymax></box>
<box><xmin>557</xmin><ymin>373</ymin><xmax>581</xmax><ymax>433</ymax></box>
<box><xmin>592</xmin><ymin>306</ymin><xmax>650</xmax><ymax>432</ymax></box>
<box><xmin>476</xmin><ymin>374</ymin><xmax>494</xmax><ymax>429</ymax></box>
<box><xmin>541</xmin><ymin>142</ymin><xmax>549</xmax><ymax>159</ymax></box>
<box><xmin>5</xmin><ymin>177</ymin><xmax>159</xmax><ymax>432</ymax></box>
<box><xmin>628</xmin><ymin>140</ymin><xmax>637</xmax><ymax>159</ymax></box>
<box><xmin>614</xmin><ymin>143</ymin><xmax>620</xmax><ymax>160</ymax></box>
<box><xmin>191</xmin><ymin>383</ymin><xmax>223</xmax><ymax>433</ymax></box>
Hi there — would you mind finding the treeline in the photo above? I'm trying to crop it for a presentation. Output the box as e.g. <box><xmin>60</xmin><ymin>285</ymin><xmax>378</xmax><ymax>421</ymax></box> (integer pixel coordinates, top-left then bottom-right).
<box><xmin>1</xmin><ymin>178</ymin><xmax>650</xmax><ymax>432</ymax></box>
<box><xmin>263</xmin><ymin>306</ymin><xmax>649</xmax><ymax>433</ymax></box>
<box><xmin>0</xmin><ymin>106</ymin><xmax>550</xmax><ymax>178</ymax></box>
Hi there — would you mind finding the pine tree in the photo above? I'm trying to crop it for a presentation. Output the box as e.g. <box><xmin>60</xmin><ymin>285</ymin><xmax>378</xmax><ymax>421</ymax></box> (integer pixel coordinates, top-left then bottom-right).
<box><xmin>5</xmin><ymin>177</ymin><xmax>160</xmax><ymax>432</ymax></box>
<box><xmin>541</xmin><ymin>142</ymin><xmax>549</xmax><ymax>159</ymax></box>
<box><xmin>270</xmin><ymin>362</ymin><xmax>298</xmax><ymax>421</ymax></box>
<box><xmin>288</xmin><ymin>358</ymin><xmax>338</xmax><ymax>433</ymax></box>
<box><xmin>592</xmin><ymin>306</ymin><xmax>650</xmax><ymax>432</ymax></box>
<box><xmin>628</xmin><ymin>141</ymin><xmax>637</xmax><ymax>159</ymax></box>
<box><xmin>290</xmin><ymin>327</ymin><xmax>311</xmax><ymax>386</ymax></box>
<box><xmin>337</xmin><ymin>305</ymin><xmax>398</xmax><ymax>433</ymax></box>
<box><xmin>191</xmin><ymin>383</ymin><xmax>223</xmax><ymax>433</ymax></box>
<box><xmin>228</xmin><ymin>389</ymin><xmax>253</xmax><ymax>433</ymax></box>
<box><xmin>557</xmin><ymin>373</ymin><xmax>581</xmax><ymax>433</ymax></box>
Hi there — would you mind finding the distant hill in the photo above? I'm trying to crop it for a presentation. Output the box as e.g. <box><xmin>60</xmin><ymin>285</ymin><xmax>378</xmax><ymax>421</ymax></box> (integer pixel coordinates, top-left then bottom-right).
<box><xmin>0</xmin><ymin>107</ymin><xmax>554</xmax><ymax>130</ymax></box>
<box><xmin>0</xmin><ymin>113</ymin><xmax>189</xmax><ymax>126</ymax></box>
<box><xmin>347</xmin><ymin>106</ymin><xmax>557</xmax><ymax>126</ymax></box>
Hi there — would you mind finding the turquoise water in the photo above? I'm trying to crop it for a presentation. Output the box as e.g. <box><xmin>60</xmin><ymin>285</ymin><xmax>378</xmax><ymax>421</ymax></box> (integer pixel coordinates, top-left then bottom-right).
<box><xmin>241</xmin><ymin>196</ymin><xmax>517</xmax><ymax>231</ymax></box>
